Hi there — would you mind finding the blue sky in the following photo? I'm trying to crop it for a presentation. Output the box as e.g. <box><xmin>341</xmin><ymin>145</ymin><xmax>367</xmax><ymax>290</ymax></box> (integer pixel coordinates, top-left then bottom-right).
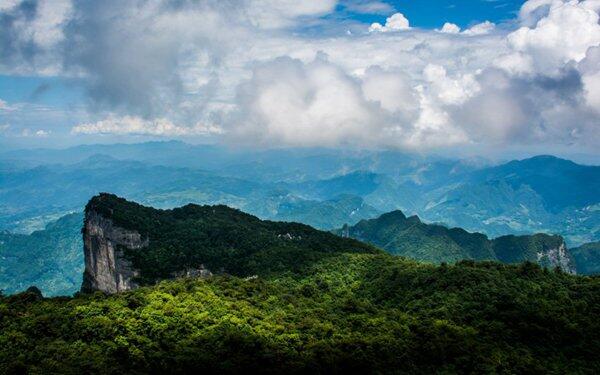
<box><xmin>343</xmin><ymin>0</ymin><xmax>524</xmax><ymax>28</ymax></box>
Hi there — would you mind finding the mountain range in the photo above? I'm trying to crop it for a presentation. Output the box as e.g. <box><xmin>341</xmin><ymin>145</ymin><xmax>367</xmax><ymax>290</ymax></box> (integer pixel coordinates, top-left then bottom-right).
<box><xmin>0</xmin><ymin>213</ymin><xmax>83</xmax><ymax>296</ymax></box>
<box><xmin>1</xmin><ymin>193</ymin><xmax>599</xmax><ymax>373</ymax></box>
<box><xmin>1</xmin><ymin>143</ymin><xmax>597</xmax><ymax>247</ymax></box>
<box><xmin>1</xmin><ymin>142</ymin><xmax>599</xmax><ymax>296</ymax></box>
<box><xmin>335</xmin><ymin>210</ymin><xmax>575</xmax><ymax>272</ymax></box>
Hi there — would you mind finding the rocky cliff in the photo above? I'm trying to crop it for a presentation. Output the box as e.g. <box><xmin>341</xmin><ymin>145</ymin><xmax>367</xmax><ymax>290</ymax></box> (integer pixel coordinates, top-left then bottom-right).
<box><xmin>80</xmin><ymin>210</ymin><xmax>147</xmax><ymax>293</ymax></box>
<box><xmin>492</xmin><ymin>233</ymin><xmax>577</xmax><ymax>274</ymax></box>
<box><xmin>536</xmin><ymin>241</ymin><xmax>577</xmax><ymax>274</ymax></box>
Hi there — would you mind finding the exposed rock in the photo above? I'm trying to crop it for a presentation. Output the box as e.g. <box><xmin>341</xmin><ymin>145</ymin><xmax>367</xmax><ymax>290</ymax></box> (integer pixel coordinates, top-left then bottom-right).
<box><xmin>171</xmin><ymin>265</ymin><xmax>213</xmax><ymax>279</ymax></box>
<box><xmin>277</xmin><ymin>233</ymin><xmax>302</xmax><ymax>240</ymax></box>
<box><xmin>80</xmin><ymin>210</ymin><xmax>148</xmax><ymax>294</ymax></box>
<box><xmin>537</xmin><ymin>242</ymin><xmax>577</xmax><ymax>274</ymax></box>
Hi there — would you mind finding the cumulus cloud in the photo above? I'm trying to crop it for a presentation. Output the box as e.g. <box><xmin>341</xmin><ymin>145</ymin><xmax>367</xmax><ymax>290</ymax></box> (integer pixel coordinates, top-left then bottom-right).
<box><xmin>230</xmin><ymin>55</ymin><xmax>386</xmax><ymax>147</ymax></box>
<box><xmin>368</xmin><ymin>12</ymin><xmax>410</xmax><ymax>32</ymax></box>
<box><xmin>507</xmin><ymin>0</ymin><xmax>600</xmax><ymax>74</ymax></box>
<box><xmin>361</xmin><ymin>66</ymin><xmax>419</xmax><ymax>114</ymax></box>
<box><xmin>463</xmin><ymin>21</ymin><xmax>495</xmax><ymax>36</ymax></box>
<box><xmin>438</xmin><ymin>21</ymin><xmax>494</xmax><ymax>36</ymax></box>
<box><xmin>0</xmin><ymin>0</ymin><xmax>599</xmax><ymax>152</ymax></box>
<box><xmin>508</xmin><ymin>1</ymin><xmax>600</xmax><ymax>64</ymax></box>
<box><xmin>439</xmin><ymin>22</ymin><xmax>461</xmax><ymax>34</ymax></box>
<box><xmin>580</xmin><ymin>46</ymin><xmax>600</xmax><ymax>112</ymax></box>
<box><xmin>423</xmin><ymin>64</ymin><xmax>480</xmax><ymax>105</ymax></box>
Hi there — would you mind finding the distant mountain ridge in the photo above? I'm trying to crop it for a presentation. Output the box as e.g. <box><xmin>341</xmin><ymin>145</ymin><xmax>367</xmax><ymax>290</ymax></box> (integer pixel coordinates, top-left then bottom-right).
<box><xmin>571</xmin><ymin>241</ymin><xmax>600</xmax><ymax>275</ymax></box>
<box><xmin>418</xmin><ymin>155</ymin><xmax>600</xmax><ymax>245</ymax></box>
<box><xmin>0</xmin><ymin>213</ymin><xmax>83</xmax><ymax>296</ymax></box>
<box><xmin>335</xmin><ymin>210</ymin><xmax>576</xmax><ymax>273</ymax></box>
<box><xmin>466</xmin><ymin>155</ymin><xmax>600</xmax><ymax>212</ymax></box>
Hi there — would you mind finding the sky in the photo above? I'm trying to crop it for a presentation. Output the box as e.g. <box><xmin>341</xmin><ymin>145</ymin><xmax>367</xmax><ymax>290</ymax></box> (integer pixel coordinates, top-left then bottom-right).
<box><xmin>0</xmin><ymin>0</ymin><xmax>599</xmax><ymax>159</ymax></box>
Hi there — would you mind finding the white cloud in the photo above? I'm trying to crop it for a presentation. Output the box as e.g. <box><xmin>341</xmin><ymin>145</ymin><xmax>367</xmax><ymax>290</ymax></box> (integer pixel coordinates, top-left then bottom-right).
<box><xmin>18</xmin><ymin>128</ymin><xmax>51</xmax><ymax>137</ymax></box>
<box><xmin>507</xmin><ymin>0</ymin><xmax>600</xmax><ymax>74</ymax></box>
<box><xmin>361</xmin><ymin>66</ymin><xmax>419</xmax><ymax>114</ymax></box>
<box><xmin>439</xmin><ymin>22</ymin><xmax>461</xmax><ymax>34</ymax></box>
<box><xmin>423</xmin><ymin>64</ymin><xmax>480</xmax><ymax>105</ymax></box>
<box><xmin>231</xmin><ymin>56</ymin><xmax>386</xmax><ymax>147</ymax></box>
<box><xmin>72</xmin><ymin>116</ymin><xmax>224</xmax><ymax>137</ymax></box>
<box><xmin>246</xmin><ymin>0</ymin><xmax>338</xmax><ymax>29</ymax></box>
<box><xmin>369</xmin><ymin>12</ymin><xmax>410</xmax><ymax>32</ymax></box>
<box><xmin>1</xmin><ymin>0</ymin><xmax>599</xmax><ymax>152</ymax></box>
<box><xmin>463</xmin><ymin>21</ymin><xmax>495</xmax><ymax>35</ymax></box>
<box><xmin>518</xmin><ymin>0</ymin><xmax>555</xmax><ymax>26</ymax></box>
<box><xmin>580</xmin><ymin>46</ymin><xmax>600</xmax><ymax>112</ymax></box>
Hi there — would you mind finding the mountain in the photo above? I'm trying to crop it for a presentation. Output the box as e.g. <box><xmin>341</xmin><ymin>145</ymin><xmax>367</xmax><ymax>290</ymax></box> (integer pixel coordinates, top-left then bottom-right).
<box><xmin>1</xmin><ymin>145</ymin><xmax>598</xmax><ymax>276</ymax></box>
<box><xmin>82</xmin><ymin>193</ymin><xmax>378</xmax><ymax>292</ymax></box>
<box><xmin>2</xmin><ymin>223</ymin><xmax>600</xmax><ymax>372</ymax></box>
<box><xmin>0</xmin><ymin>213</ymin><xmax>83</xmax><ymax>296</ymax></box>
<box><xmin>469</xmin><ymin>155</ymin><xmax>599</xmax><ymax>212</ymax></box>
<box><xmin>0</xmin><ymin>155</ymin><xmax>265</xmax><ymax>233</ymax></box>
<box><xmin>0</xmin><ymin>154</ymin><xmax>392</xmax><ymax>234</ymax></box>
<box><xmin>290</xmin><ymin>171</ymin><xmax>421</xmax><ymax>213</ymax></box>
<box><xmin>272</xmin><ymin>194</ymin><xmax>381</xmax><ymax>230</ymax></box>
<box><xmin>419</xmin><ymin>155</ymin><xmax>600</xmax><ymax>245</ymax></box>
<box><xmin>335</xmin><ymin>210</ymin><xmax>576</xmax><ymax>272</ymax></box>
<box><xmin>572</xmin><ymin>241</ymin><xmax>600</xmax><ymax>275</ymax></box>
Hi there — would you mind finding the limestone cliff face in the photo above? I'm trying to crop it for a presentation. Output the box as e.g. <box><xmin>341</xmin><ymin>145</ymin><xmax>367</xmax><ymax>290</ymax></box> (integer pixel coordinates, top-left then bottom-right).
<box><xmin>537</xmin><ymin>241</ymin><xmax>577</xmax><ymax>274</ymax></box>
<box><xmin>80</xmin><ymin>210</ymin><xmax>148</xmax><ymax>294</ymax></box>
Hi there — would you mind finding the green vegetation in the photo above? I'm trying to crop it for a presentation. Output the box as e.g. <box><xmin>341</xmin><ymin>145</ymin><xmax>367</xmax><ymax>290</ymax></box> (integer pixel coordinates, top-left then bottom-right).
<box><xmin>1</xmin><ymin>194</ymin><xmax>599</xmax><ymax>372</ymax></box>
<box><xmin>335</xmin><ymin>210</ymin><xmax>574</xmax><ymax>271</ymax></box>
<box><xmin>0</xmin><ymin>213</ymin><xmax>83</xmax><ymax>296</ymax></box>
<box><xmin>86</xmin><ymin>193</ymin><xmax>378</xmax><ymax>284</ymax></box>
<box><xmin>2</xmin><ymin>254</ymin><xmax>599</xmax><ymax>373</ymax></box>
<box><xmin>572</xmin><ymin>241</ymin><xmax>600</xmax><ymax>275</ymax></box>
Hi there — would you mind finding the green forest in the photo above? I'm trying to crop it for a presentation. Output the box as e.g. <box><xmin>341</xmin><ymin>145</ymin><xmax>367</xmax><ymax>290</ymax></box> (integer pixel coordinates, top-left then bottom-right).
<box><xmin>2</xmin><ymin>194</ymin><xmax>599</xmax><ymax>373</ymax></box>
<box><xmin>2</xmin><ymin>254</ymin><xmax>600</xmax><ymax>373</ymax></box>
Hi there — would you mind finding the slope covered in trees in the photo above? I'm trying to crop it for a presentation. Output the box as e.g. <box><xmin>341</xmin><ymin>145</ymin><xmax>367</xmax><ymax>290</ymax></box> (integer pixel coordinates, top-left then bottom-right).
<box><xmin>0</xmin><ymin>213</ymin><xmax>83</xmax><ymax>296</ymax></box>
<box><xmin>335</xmin><ymin>210</ymin><xmax>575</xmax><ymax>271</ymax></box>
<box><xmin>572</xmin><ymin>241</ymin><xmax>600</xmax><ymax>275</ymax></box>
<box><xmin>85</xmin><ymin>193</ymin><xmax>378</xmax><ymax>284</ymax></box>
<box><xmin>1</xmin><ymin>254</ymin><xmax>599</xmax><ymax>373</ymax></box>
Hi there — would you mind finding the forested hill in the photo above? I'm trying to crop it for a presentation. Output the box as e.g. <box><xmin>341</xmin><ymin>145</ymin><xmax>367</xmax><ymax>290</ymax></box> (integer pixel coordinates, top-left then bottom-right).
<box><xmin>0</xmin><ymin>213</ymin><xmax>83</xmax><ymax>296</ymax></box>
<box><xmin>2</xmin><ymin>194</ymin><xmax>600</xmax><ymax>372</ymax></box>
<box><xmin>85</xmin><ymin>193</ymin><xmax>378</xmax><ymax>285</ymax></box>
<box><xmin>572</xmin><ymin>241</ymin><xmax>600</xmax><ymax>275</ymax></box>
<box><xmin>2</xmin><ymin>252</ymin><xmax>600</xmax><ymax>372</ymax></box>
<box><xmin>335</xmin><ymin>210</ymin><xmax>576</xmax><ymax>272</ymax></box>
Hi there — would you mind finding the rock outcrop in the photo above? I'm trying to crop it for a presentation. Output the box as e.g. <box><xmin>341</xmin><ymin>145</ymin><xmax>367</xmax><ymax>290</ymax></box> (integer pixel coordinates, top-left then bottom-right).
<box><xmin>80</xmin><ymin>210</ymin><xmax>148</xmax><ymax>294</ymax></box>
<box><xmin>537</xmin><ymin>241</ymin><xmax>577</xmax><ymax>274</ymax></box>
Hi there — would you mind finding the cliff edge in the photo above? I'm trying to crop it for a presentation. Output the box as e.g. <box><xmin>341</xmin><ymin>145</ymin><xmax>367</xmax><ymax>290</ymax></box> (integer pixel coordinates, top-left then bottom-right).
<box><xmin>80</xmin><ymin>209</ymin><xmax>147</xmax><ymax>293</ymax></box>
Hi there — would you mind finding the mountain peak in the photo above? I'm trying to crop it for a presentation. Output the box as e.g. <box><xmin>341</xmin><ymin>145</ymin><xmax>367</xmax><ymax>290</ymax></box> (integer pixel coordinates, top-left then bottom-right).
<box><xmin>82</xmin><ymin>194</ymin><xmax>378</xmax><ymax>293</ymax></box>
